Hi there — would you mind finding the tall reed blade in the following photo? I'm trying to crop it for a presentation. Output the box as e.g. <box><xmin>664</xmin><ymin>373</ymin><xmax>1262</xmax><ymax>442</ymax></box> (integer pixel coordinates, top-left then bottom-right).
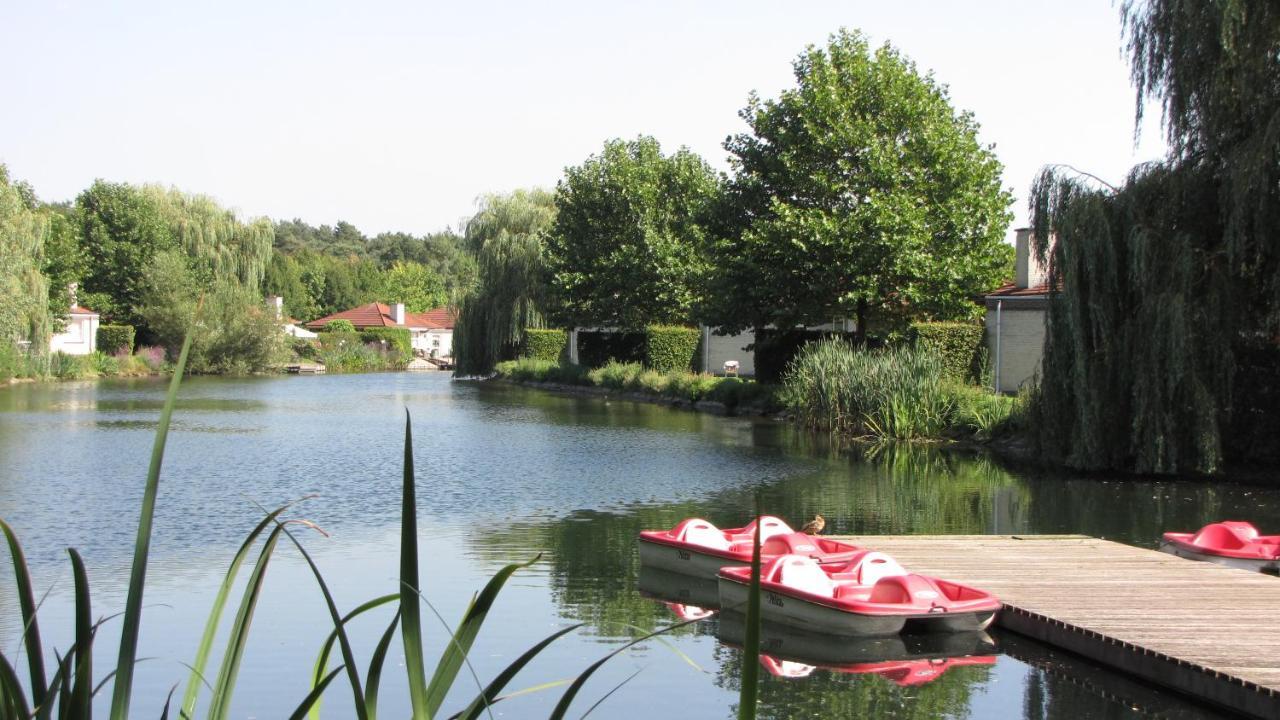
<box><xmin>206</xmin><ymin>525</ymin><xmax>287</xmax><ymax>720</ymax></box>
<box><xmin>0</xmin><ymin>518</ymin><xmax>47</xmax><ymax>707</ymax></box>
<box><xmin>183</xmin><ymin>505</ymin><xmax>296</xmax><ymax>718</ymax></box>
<box><xmin>308</xmin><ymin>594</ymin><xmax>398</xmax><ymax>720</ymax></box>
<box><xmin>546</xmin><ymin>617</ymin><xmax>701</xmax><ymax>720</ymax></box>
<box><xmin>400</xmin><ymin>410</ymin><xmax>430</xmax><ymax>719</ymax></box>
<box><xmin>451</xmin><ymin>623</ymin><xmax>583</xmax><ymax>720</ymax></box>
<box><xmin>737</xmin><ymin>498</ymin><xmax>762</xmax><ymax>720</ymax></box>
<box><xmin>423</xmin><ymin>555</ymin><xmax>539</xmax><ymax>717</ymax></box>
<box><xmin>68</xmin><ymin>549</ymin><xmax>93</xmax><ymax>718</ymax></box>
<box><xmin>362</xmin><ymin>608</ymin><xmax>402</xmax><ymax>719</ymax></box>
<box><xmin>0</xmin><ymin>652</ymin><xmax>32</xmax><ymax>719</ymax></box>
<box><xmin>109</xmin><ymin>324</ymin><xmax>195</xmax><ymax>720</ymax></box>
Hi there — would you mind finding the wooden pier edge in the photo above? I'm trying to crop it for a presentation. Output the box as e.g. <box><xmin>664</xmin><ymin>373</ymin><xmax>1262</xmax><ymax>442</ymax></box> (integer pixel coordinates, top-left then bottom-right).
<box><xmin>832</xmin><ymin>534</ymin><xmax>1280</xmax><ymax>719</ymax></box>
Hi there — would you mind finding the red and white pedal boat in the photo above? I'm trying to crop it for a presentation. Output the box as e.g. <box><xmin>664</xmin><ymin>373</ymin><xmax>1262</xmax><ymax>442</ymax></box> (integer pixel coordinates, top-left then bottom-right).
<box><xmin>637</xmin><ymin>516</ymin><xmax>862</xmax><ymax>577</ymax></box>
<box><xmin>1159</xmin><ymin>521</ymin><xmax>1280</xmax><ymax>572</ymax></box>
<box><xmin>718</xmin><ymin>551</ymin><xmax>1000</xmax><ymax>637</ymax></box>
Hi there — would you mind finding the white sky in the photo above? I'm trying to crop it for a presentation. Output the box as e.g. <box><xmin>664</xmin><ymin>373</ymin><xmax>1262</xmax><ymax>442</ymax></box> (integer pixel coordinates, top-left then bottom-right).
<box><xmin>2</xmin><ymin>0</ymin><xmax>1166</xmax><ymax>238</ymax></box>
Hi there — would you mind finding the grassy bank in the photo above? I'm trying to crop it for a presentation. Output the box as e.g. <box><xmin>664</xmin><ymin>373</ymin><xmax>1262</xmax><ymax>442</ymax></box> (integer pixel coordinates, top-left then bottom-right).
<box><xmin>493</xmin><ymin>358</ymin><xmax>781</xmax><ymax>414</ymax></box>
<box><xmin>1</xmin><ymin>346</ymin><xmax>170</xmax><ymax>383</ymax></box>
<box><xmin>495</xmin><ymin>341</ymin><xmax>1023</xmax><ymax>443</ymax></box>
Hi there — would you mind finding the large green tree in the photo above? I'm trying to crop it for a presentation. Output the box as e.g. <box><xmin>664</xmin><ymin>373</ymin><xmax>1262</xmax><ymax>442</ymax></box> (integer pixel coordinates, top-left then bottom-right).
<box><xmin>547</xmin><ymin>136</ymin><xmax>722</xmax><ymax>329</ymax></box>
<box><xmin>0</xmin><ymin>166</ymin><xmax>52</xmax><ymax>349</ymax></box>
<box><xmin>1028</xmin><ymin>0</ymin><xmax>1280</xmax><ymax>474</ymax></box>
<box><xmin>710</xmin><ymin>29</ymin><xmax>1012</xmax><ymax>339</ymax></box>
<box><xmin>452</xmin><ymin>189</ymin><xmax>557</xmax><ymax>375</ymax></box>
<box><xmin>381</xmin><ymin>260</ymin><xmax>447</xmax><ymax>312</ymax></box>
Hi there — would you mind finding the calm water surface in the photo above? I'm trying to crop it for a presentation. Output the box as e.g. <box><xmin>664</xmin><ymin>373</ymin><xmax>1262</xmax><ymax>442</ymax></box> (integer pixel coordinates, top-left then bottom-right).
<box><xmin>1</xmin><ymin>373</ymin><xmax>1275</xmax><ymax>718</ymax></box>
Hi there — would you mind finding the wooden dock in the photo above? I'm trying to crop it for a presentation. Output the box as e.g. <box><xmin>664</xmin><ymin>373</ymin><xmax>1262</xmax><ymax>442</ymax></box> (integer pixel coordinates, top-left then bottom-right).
<box><xmin>833</xmin><ymin>534</ymin><xmax>1280</xmax><ymax>719</ymax></box>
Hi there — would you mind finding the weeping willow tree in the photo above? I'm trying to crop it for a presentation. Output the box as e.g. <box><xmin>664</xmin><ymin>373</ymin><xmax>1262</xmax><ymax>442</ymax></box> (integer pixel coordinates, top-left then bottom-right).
<box><xmin>452</xmin><ymin>189</ymin><xmax>556</xmax><ymax>376</ymax></box>
<box><xmin>0</xmin><ymin>166</ymin><xmax>52</xmax><ymax>352</ymax></box>
<box><xmin>1028</xmin><ymin>0</ymin><xmax>1280</xmax><ymax>474</ymax></box>
<box><xmin>143</xmin><ymin>186</ymin><xmax>274</xmax><ymax>291</ymax></box>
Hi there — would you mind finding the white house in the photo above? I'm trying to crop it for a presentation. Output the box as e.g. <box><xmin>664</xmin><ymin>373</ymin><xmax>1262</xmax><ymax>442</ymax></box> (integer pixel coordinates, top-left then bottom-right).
<box><xmin>305</xmin><ymin>302</ymin><xmax>454</xmax><ymax>357</ymax></box>
<box><xmin>266</xmin><ymin>296</ymin><xmax>318</xmax><ymax>339</ymax></box>
<box><xmin>983</xmin><ymin>228</ymin><xmax>1050</xmax><ymax>393</ymax></box>
<box><xmin>49</xmin><ymin>287</ymin><xmax>101</xmax><ymax>356</ymax></box>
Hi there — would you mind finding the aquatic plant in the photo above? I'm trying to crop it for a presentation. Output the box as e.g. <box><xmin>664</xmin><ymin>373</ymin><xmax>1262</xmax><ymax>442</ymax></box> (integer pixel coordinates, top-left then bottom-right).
<box><xmin>781</xmin><ymin>339</ymin><xmax>956</xmax><ymax>440</ymax></box>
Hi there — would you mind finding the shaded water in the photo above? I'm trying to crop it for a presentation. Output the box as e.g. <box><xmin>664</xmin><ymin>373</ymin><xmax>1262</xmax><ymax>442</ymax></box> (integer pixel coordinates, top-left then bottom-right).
<box><xmin>1</xmin><ymin>373</ymin><xmax>1274</xmax><ymax>718</ymax></box>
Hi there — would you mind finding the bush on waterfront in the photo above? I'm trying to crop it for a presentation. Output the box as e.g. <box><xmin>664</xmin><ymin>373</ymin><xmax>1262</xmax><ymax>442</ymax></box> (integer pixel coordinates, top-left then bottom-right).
<box><xmin>0</xmin><ymin>342</ymin><xmax>14</xmax><ymax>382</ymax></box>
<box><xmin>359</xmin><ymin>327</ymin><xmax>412</xmax><ymax>358</ymax></box>
<box><xmin>97</xmin><ymin>324</ymin><xmax>135</xmax><ymax>355</ymax></box>
<box><xmin>781</xmin><ymin>339</ymin><xmax>958</xmax><ymax>440</ymax></box>
<box><xmin>323</xmin><ymin>318</ymin><xmax>356</xmax><ymax>333</ymax></box>
<box><xmin>909</xmin><ymin>322</ymin><xmax>984</xmax><ymax>383</ymax></box>
<box><xmin>522</xmin><ymin>328</ymin><xmax>568</xmax><ymax>361</ymax></box>
<box><xmin>644</xmin><ymin>325</ymin><xmax>700</xmax><ymax>372</ymax></box>
<box><xmin>317</xmin><ymin>340</ymin><xmax>406</xmax><ymax>373</ymax></box>
<box><xmin>951</xmin><ymin>383</ymin><xmax>1022</xmax><ymax>440</ymax></box>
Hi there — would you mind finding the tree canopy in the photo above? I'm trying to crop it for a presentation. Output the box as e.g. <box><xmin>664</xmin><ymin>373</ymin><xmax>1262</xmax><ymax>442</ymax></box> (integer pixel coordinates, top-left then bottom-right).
<box><xmin>547</xmin><ymin>136</ymin><xmax>722</xmax><ymax>329</ymax></box>
<box><xmin>709</xmin><ymin>29</ymin><xmax>1012</xmax><ymax>338</ymax></box>
<box><xmin>452</xmin><ymin>189</ymin><xmax>557</xmax><ymax>375</ymax></box>
<box><xmin>1028</xmin><ymin>0</ymin><xmax>1280</xmax><ymax>473</ymax></box>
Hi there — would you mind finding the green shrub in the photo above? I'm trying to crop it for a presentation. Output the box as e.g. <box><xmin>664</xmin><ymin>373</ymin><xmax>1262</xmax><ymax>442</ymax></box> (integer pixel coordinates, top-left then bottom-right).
<box><xmin>754</xmin><ymin>329</ymin><xmax>857</xmax><ymax>383</ymax></box>
<box><xmin>0</xmin><ymin>342</ymin><xmax>14</xmax><ymax>382</ymax></box>
<box><xmin>50</xmin><ymin>352</ymin><xmax>94</xmax><ymax>379</ymax></box>
<box><xmin>644</xmin><ymin>325</ymin><xmax>700</xmax><ymax>372</ymax></box>
<box><xmin>588</xmin><ymin>360</ymin><xmax>644</xmax><ymax>390</ymax></box>
<box><xmin>324</xmin><ymin>319</ymin><xmax>357</xmax><ymax>333</ymax></box>
<box><xmin>781</xmin><ymin>339</ymin><xmax>956</xmax><ymax>439</ymax></box>
<box><xmin>88</xmin><ymin>351</ymin><xmax>119</xmax><ymax>376</ymax></box>
<box><xmin>359</xmin><ymin>327</ymin><xmax>412</xmax><ymax>357</ymax></box>
<box><xmin>523</xmin><ymin>328</ymin><xmax>568</xmax><ymax>361</ymax></box>
<box><xmin>909</xmin><ymin>322</ymin><xmax>984</xmax><ymax>383</ymax></box>
<box><xmin>316</xmin><ymin>331</ymin><xmax>362</xmax><ymax>350</ymax></box>
<box><xmin>97</xmin><ymin>324</ymin><xmax>135</xmax><ymax>355</ymax></box>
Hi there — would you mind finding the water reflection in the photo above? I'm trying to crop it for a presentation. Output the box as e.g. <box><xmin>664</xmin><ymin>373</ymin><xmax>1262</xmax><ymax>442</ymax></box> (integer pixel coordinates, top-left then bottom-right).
<box><xmin>0</xmin><ymin>375</ymin><xmax>1269</xmax><ymax>718</ymax></box>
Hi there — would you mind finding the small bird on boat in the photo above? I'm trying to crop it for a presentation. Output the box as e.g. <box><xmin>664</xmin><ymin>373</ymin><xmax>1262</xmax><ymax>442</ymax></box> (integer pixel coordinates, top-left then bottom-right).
<box><xmin>799</xmin><ymin>514</ymin><xmax>825</xmax><ymax>535</ymax></box>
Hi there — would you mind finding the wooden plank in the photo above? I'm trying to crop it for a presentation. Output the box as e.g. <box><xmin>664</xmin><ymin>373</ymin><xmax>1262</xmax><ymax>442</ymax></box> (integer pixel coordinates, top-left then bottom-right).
<box><xmin>833</xmin><ymin>534</ymin><xmax>1280</xmax><ymax>719</ymax></box>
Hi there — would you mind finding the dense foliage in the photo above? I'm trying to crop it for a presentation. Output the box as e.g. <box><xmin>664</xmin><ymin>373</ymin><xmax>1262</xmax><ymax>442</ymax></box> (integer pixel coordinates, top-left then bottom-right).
<box><xmin>547</xmin><ymin>136</ymin><xmax>721</xmax><ymax>328</ymax></box>
<box><xmin>709</xmin><ymin>30</ymin><xmax>1013</xmax><ymax>339</ymax></box>
<box><xmin>1028</xmin><ymin>0</ymin><xmax>1280</xmax><ymax>473</ymax></box>
<box><xmin>0</xmin><ymin>167</ymin><xmax>52</xmax><ymax>350</ymax></box>
<box><xmin>643</xmin><ymin>325</ymin><xmax>701</xmax><ymax>372</ymax></box>
<box><xmin>324</xmin><ymin>319</ymin><xmax>356</xmax><ymax>333</ymax></box>
<box><xmin>97</xmin><ymin>324</ymin><xmax>136</xmax><ymax>355</ymax></box>
<box><xmin>453</xmin><ymin>189</ymin><xmax>557</xmax><ymax>376</ymax></box>
<box><xmin>909</xmin><ymin>322</ymin><xmax>984</xmax><ymax>383</ymax></box>
<box><xmin>522</xmin><ymin>328</ymin><xmax>568</xmax><ymax>361</ymax></box>
<box><xmin>358</xmin><ymin>327</ymin><xmax>412</xmax><ymax>357</ymax></box>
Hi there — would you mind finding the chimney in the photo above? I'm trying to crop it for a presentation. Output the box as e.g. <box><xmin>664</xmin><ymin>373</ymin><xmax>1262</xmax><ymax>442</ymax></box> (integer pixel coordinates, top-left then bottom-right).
<box><xmin>1013</xmin><ymin>229</ymin><xmax>1048</xmax><ymax>289</ymax></box>
<box><xmin>392</xmin><ymin>303</ymin><xmax>406</xmax><ymax>325</ymax></box>
<box><xmin>267</xmin><ymin>295</ymin><xmax>284</xmax><ymax>320</ymax></box>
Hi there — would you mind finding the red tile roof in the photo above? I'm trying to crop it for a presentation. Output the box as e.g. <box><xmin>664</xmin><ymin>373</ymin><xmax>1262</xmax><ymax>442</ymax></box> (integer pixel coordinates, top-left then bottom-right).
<box><xmin>68</xmin><ymin>304</ymin><xmax>98</xmax><ymax>315</ymax></box>
<box><xmin>305</xmin><ymin>303</ymin><xmax>455</xmax><ymax>330</ymax></box>
<box><xmin>984</xmin><ymin>282</ymin><xmax>1050</xmax><ymax>298</ymax></box>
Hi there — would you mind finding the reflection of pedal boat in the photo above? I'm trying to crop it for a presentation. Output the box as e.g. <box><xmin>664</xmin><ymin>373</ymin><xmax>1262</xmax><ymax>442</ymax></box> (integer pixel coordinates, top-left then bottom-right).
<box><xmin>637</xmin><ymin>516</ymin><xmax>863</xmax><ymax>577</ymax></box>
<box><xmin>637</xmin><ymin>565</ymin><xmax>722</xmax><ymax>611</ymax></box>
<box><xmin>717</xmin><ymin>610</ymin><xmax>996</xmax><ymax>666</ymax></box>
<box><xmin>1159</xmin><ymin>521</ymin><xmax>1280</xmax><ymax>572</ymax></box>
<box><xmin>718</xmin><ymin>552</ymin><xmax>1000</xmax><ymax>637</ymax></box>
<box><xmin>760</xmin><ymin>655</ymin><xmax>997</xmax><ymax>685</ymax></box>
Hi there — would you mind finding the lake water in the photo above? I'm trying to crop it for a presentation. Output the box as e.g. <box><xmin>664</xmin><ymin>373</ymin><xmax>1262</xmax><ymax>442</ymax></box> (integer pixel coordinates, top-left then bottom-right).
<box><xmin>1</xmin><ymin>372</ymin><xmax>1275</xmax><ymax>718</ymax></box>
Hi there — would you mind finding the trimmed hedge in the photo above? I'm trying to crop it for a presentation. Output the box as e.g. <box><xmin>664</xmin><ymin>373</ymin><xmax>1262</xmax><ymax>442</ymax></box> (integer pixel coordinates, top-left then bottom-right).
<box><xmin>523</xmin><ymin>328</ymin><xmax>568</xmax><ymax>361</ymax></box>
<box><xmin>97</xmin><ymin>324</ymin><xmax>135</xmax><ymax>355</ymax></box>
<box><xmin>324</xmin><ymin>319</ymin><xmax>356</xmax><ymax>333</ymax></box>
<box><xmin>644</xmin><ymin>325</ymin><xmax>700</xmax><ymax>372</ymax></box>
<box><xmin>909</xmin><ymin>322</ymin><xmax>984</xmax><ymax>383</ymax></box>
<box><xmin>359</xmin><ymin>327</ymin><xmax>412</xmax><ymax>357</ymax></box>
<box><xmin>316</xmin><ymin>331</ymin><xmax>362</xmax><ymax>349</ymax></box>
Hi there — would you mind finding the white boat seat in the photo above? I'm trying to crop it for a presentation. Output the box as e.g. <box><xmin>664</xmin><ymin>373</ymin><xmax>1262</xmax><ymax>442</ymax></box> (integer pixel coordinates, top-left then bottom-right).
<box><xmin>678</xmin><ymin>520</ymin><xmax>732</xmax><ymax>551</ymax></box>
<box><xmin>850</xmin><ymin>552</ymin><xmax>908</xmax><ymax>586</ymax></box>
<box><xmin>775</xmin><ymin>555</ymin><xmax>835</xmax><ymax>597</ymax></box>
